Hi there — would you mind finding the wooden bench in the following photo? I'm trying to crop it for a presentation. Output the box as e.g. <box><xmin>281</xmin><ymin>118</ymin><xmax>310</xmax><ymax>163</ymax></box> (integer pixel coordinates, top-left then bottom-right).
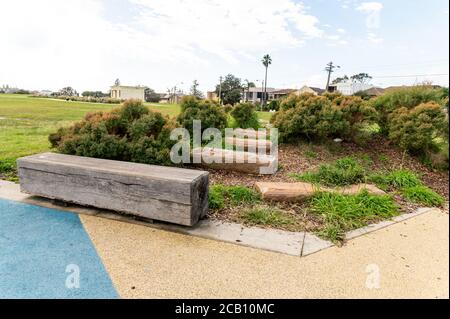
<box><xmin>17</xmin><ymin>153</ymin><xmax>209</xmax><ymax>226</ymax></box>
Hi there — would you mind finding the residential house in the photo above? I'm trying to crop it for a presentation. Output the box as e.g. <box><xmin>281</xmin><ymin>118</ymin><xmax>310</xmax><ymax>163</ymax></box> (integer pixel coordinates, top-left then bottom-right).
<box><xmin>328</xmin><ymin>81</ymin><xmax>373</xmax><ymax>96</ymax></box>
<box><xmin>297</xmin><ymin>85</ymin><xmax>326</xmax><ymax>96</ymax></box>
<box><xmin>207</xmin><ymin>91</ymin><xmax>218</xmax><ymax>101</ymax></box>
<box><xmin>270</xmin><ymin>89</ymin><xmax>297</xmax><ymax>100</ymax></box>
<box><xmin>242</xmin><ymin>87</ymin><xmax>277</xmax><ymax>104</ymax></box>
<box><xmin>110</xmin><ymin>85</ymin><xmax>146</xmax><ymax>101</ymax></box>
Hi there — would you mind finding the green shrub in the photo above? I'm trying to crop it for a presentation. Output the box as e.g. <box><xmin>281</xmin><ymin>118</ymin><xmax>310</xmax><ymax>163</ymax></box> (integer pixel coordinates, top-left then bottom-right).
<box><xmin>372</xmin><ymin>85</ymin><xmax>446</xmax><ymax>132</ymax></box>
<box><xmin>387</xmin><ymin>102</ymin><xmax>448</xmax><ymax>156</ymax></box>
<box><xmin>271</xmin><ymin>94</ymin><xmax>377</xmax><ymax>142</ymax></box>
<box><xmin>177</xmin><ymin>96</ymin><xmax>228</xmax><ymax>135</ymax></box>
<box><xmin>311</xmin><ymin>190</ymin><xmax>399</xmax><ymax>243</ymax></box>
<box><xmin>223</xmin><ymin>104</ymin><xmax>233</xmax><ymax>113</ymax></box>
<box><xmin>230</xmin><ymin>102</ymin><xmax>260</xmax><ymax>129</ymax></box>
<box><xmin>208</xmin><ymin>185</ymin><xmax>260</xmax><ymax>209</ymax></box>
<box><xmin>402</xmin><ymin>186</ymin><xmax>444</xmax><ymax>207</ymax></box>
<box><xmin>263</xmin><ymin>100</ymin><xmax>280</xmax><ymax>112</ymax></box>
<box><xmin>292</xmin><ymin>157</ymin><xmax>366</xmax><ymax>186</ymax></box>
<box><xmin>241</xmin><ymin>207</ymin><xmax>295</xmax><ymax>227</ymax></box>
<box><xmin>0</xmin><ymin>158</ymin><xmax>16</xmax><ymax>174</ymax></box>
<box><xmin>53</xmin><ymin>95</ymin><xmax>122</xmax><ymax>104</ymax></box>
<box><xmin>49</xmin><ymin>99</ymin><xmax>177</xmax><ymax>165</ymax></box>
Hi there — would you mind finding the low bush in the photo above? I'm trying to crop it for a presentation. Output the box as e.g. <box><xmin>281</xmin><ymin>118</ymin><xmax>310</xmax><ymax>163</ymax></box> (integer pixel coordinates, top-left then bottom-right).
<box><xmin>49</xmin><ymin>99</ymin><xmax>177</xmax><ymax>166</ymax></box>
<box><xmin>292</xmin><ymin>157</ymin><xmax>366</xmax><ymax>186</ymax></box>
<box><xmin>271</xmin><ymin>94</ymin><xmax>378</xmax><ymax>142</ymax></box>
<box><xmin>177</xmin><ymin>96</ymin><xmax>228</xmax><ymax>135</ymax></box>
<box><xmin>371</xmin><ymin>86</ymin><xmax>448</xmax><ymax>160</ymax></box>
<box><xmin>372</xmin><ymin>85</ymin><xmax>446</xmax><ymax>132</ymax></box>
<box><xmin>223</xmin><ymin>104</ymin><xmax>233</xmax><ymax>113</ymax></box>
<box><xmin>402</xmin><ymin>186</ymin><xmax>445</xmax><ymax>206</ymax></box>
<box><xmin>52</xmin><ymin>95</ymin><xmax>122</xmax><ymax>104</ymax></box>
<box><xmin>388</xmin><ymin>102</ymin><xmax>448</xmax><ymax>155</ymax></box>
<box><xmin>262</xmin><ymin>100</ymin><xmax>280</xmax><ymax>112</ymax></box>
<box><xmin>310</xmin><ymin>190</ymin><xmax>399</xmax><ymax>243</ymax></box>
<box><xmin>0</xmin><ymin>158</ymin><xmax>16</xmax><ymax>174</ymax></box>
<box><xmin>230</xmin><ymin>102</ymin><xmax>260</xmax><ymax>129</ymax></box>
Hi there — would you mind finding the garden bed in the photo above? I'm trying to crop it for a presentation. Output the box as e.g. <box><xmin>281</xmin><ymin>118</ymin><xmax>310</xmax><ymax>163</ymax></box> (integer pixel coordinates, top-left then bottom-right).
<box><xmin>204</xmin><ymin>137</ymin><xmax>449</xmax><ymax>243</ymax></box>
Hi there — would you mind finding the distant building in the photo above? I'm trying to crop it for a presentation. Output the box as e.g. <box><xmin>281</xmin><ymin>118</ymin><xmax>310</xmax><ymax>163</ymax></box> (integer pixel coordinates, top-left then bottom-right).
<box><xmin>328</xmin><ymin>82</ymin><xmax>373</xmax><ymax>96</ymax></box>
<box><xmin>297</xmin><ymin>86</ymin><xmax>326</xmax><ymax>96</ymax></box>
<box><xmin>38</xmin><ymin>90</ymin><xmax>53</xmax><ymax>96</ymax></box>
<box><xmin>207</xmin><ymin>91</ymin><xmax>218</xmax><ymax>101</ymax></box>
<box><xmin>359</xmin><ymin>87</ymin><xmax>385</xmax><ymax>97</ymax></box>
<box><xmin>110</xmin><ymin>85</ymin><xmax>145</xmax><ymax>101</ymax></box>
<box><xmin>270</xmin><ymin>89</ymin><xmax>297</xmax><ymax>100</ymax></box>
<box><xmin>242</xmin><ymin>87</ymin><xmax>277</xmax><ymax>104</ymax></box>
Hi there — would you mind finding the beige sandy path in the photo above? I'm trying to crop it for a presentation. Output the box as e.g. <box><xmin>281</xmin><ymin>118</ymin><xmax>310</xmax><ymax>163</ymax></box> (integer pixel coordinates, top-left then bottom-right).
<box><xmin>80</xmin><ymin>210</ymin><xmax>449</xmax><ymax>299</ymax></box>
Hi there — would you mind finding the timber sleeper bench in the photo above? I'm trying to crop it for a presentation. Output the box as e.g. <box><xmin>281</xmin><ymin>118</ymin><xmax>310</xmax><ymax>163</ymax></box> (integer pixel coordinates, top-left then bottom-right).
<box><xmin>17</xmin><ymin>153</ymin><xmax>209</xmax><ymax>226</ymax></box>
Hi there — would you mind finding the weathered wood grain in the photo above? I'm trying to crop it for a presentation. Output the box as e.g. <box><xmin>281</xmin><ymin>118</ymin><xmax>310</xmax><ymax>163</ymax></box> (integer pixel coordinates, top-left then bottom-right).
<box><xmin>17</xmin><ymin>153</ymin><xmax>209</xmax><ymax>226</ymax></box>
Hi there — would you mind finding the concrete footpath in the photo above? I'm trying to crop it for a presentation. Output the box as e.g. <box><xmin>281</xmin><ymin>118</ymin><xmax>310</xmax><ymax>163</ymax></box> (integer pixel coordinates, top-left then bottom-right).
<box><xmin>0</xmin><ymin>179</ymin><xmax>448</xmax><ymax>298</ymax></box>
<box><xmin>80</xmin><ymin>209</ymin><xmax>449</xmax><ymax>299</ymax></box>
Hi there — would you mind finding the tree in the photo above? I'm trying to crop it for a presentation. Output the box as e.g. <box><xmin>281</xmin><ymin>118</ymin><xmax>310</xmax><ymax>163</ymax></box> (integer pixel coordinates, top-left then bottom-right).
<box><xmin>114</xmin><ymin>78</ymin><xmax>121</xmax><ymax>86</ymax></box>
<box><xmin>59</xmin><ymin>87</ymin><xmax>78</xmax><ymax>97</ymax></box>
<box><xmin>262</xmin><ymin>54</ymin><xmax>272</xmax><ymax>105</ymax></box>
<box><xmin>215</xmin><ymin>74</ymin><xmax>242</xmax><ymax>105</ymax></box>
<box><xmin>144</xmin><ymin>87</ymin><xmax>161</xmax><ymax>103</ymax></box>
<box><xmin>332</xmin><ymin>75</ymin><xmax>349</xmax><ymax>84</ymax></box>
<box><xmin>350</xmin><ymin>73</ymin><xmax>372</xmax><ymax>84</ymax></box>
<box><xmin>190</xmin><ymin>80</ymin><xmax>204</xmax><ymax>99</ymax></box>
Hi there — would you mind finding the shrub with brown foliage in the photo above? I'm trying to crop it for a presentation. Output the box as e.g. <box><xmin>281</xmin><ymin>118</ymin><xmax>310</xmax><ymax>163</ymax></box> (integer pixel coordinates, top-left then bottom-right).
<box><xmin>49</xmin><ymin>99</ymin><xmax>177</xmax><ymax>166</ymax></box>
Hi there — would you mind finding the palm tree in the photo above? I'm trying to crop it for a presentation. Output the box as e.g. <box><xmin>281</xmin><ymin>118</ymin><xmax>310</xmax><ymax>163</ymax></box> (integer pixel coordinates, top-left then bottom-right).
<box><xmin>262</xmin><ymin>54</ymin><xmax>272</xmax><ymax>106</ymax></box>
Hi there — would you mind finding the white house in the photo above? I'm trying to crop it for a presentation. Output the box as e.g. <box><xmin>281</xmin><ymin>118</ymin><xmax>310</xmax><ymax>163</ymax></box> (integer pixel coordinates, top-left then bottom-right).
<box><xmin>328</xmin><ymin>82</ymin><xmax>373</xmax><ymax>96</ymax></box>
<box><xmin>242</xmin><ymin>87</ymin><xmax>277</xmax><ymax>103</ymax></box>
<box><xmin>110</xmin><ymin>85</ymin><xmax>146</xmax><ymax>101</ymax></box>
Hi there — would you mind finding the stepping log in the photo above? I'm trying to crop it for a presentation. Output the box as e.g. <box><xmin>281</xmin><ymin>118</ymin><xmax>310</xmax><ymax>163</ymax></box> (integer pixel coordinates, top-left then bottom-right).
<box><xmin>255</xmin><ymin>182</ymin><xmax>324</xmax><ymax>202</ymax></box>
<box><xmin>17</xmin><ymin>153</ymin><xmax>209</xmax><ymax>226</ymax></box>
<box><xmin>255</xmin><ymin>182</ymin><xmax>386</xmax><ymax>202</ymax></box>
<box><xmin>225</xmin><ymin>137</ymin><xmax>273</xmax><ymax>154</ymax></box>
<box><xmin>338</xmin><ymin>184</ymin><xmax>386</xmax><ymax>196</ymax></box>
<box><xmin>192</xmin><ymin>148</ymin><xmax>278</xmax><ymax>175</ymax></box>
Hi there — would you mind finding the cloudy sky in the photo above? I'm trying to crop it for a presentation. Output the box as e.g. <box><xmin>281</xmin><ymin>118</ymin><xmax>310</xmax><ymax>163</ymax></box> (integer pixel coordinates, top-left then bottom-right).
<box><xmin>1</xmin><ymin>0</ymin><xmax>448</xmax><ymax>94</ymax></box>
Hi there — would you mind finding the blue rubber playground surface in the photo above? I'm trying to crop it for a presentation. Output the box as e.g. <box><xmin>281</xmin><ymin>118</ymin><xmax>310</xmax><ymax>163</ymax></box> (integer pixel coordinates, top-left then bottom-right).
<box><xmin>0</xmin><ymin>198</ymin><xmax>118</xmax><ymax>299</ymax></box>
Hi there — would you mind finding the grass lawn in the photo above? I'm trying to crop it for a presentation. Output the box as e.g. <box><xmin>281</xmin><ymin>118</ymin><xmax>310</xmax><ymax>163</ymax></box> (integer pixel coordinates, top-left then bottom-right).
<box><xmin>0</xmin><ymin>94</ymin><xmax>272</xmax><ymax>171</ymax></box>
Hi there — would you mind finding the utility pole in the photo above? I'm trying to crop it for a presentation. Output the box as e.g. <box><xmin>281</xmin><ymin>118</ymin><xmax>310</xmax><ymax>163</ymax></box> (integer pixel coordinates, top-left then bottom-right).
<box><xmin>218</xmin><ymin>76</ymin><xmax>223</xmax><ymax>106</ymax></box>
<box><xmin>325</xmin><ymin>61</ymin><xmax>340</xmax><ymax>92</ymax></box>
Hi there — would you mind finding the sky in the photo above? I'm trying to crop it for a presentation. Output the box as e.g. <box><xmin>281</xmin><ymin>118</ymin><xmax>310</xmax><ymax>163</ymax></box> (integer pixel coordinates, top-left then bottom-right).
<box><xmin>0</xmin><ymin>0</ymin><xmax>449</xmax><ymax>94</ymax></box>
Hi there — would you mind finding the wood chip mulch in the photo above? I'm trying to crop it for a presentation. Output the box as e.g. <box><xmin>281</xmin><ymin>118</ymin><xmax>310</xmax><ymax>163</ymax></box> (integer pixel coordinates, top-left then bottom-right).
<box><xmin>198</xmin><ymin>137</ymin><xmax>449</xmax><ymax>233</ymax></box>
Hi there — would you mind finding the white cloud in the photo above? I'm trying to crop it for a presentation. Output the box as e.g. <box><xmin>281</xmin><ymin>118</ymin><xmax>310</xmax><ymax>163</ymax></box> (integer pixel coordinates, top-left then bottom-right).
<box><xmin>0</xmin><ymin>0</ymin><xmax>324</xmax><ymax>92</ymax></box>
<box><xmin>367</xmin><ymin>32</ymin><xmax>384</xmax><ymax>44</ymax></box>
<box><xmin>357</xmin><ymin>2</ymin><xmax>383</xmax><ymax>13</ymax></box>
<box><xmin>337</xmin><ymin>28</ymin><xmax>347</xmax><ymax>34</ymax></box>
<box><xmin>357</xmin><ymin>2</ymin><xmax>383</xmax><ymax>28</ymax></box>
